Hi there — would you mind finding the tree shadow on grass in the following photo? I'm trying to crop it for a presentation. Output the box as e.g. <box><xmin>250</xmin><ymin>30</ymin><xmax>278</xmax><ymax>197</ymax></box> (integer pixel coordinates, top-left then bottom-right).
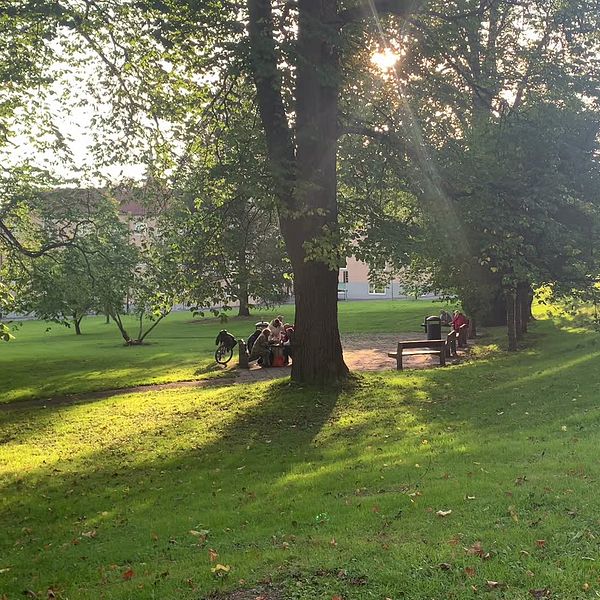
<box><xmin>5</xmin><ymin>322</ymin><xmax>599</xmax><ymax>598</ymax></box>
<box><xmin>0</xmin><ymin>380</ymin><xmax>346</xmax><ymax>593</ymax></box>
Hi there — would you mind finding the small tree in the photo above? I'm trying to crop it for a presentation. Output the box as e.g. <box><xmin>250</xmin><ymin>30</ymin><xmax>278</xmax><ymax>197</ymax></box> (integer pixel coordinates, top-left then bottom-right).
<box><xmin>3</xmin><ymin>191</ymin><xmax>138</xmax><ymax>335</ymax></box>
<box><xmin>104</xmin><ymin>228</ymin><xmax>184</xmax><ymax>345</ymax></box>
<box><xmin>15</xmin><ymin>248</ymin><xmax>95</xmax><ymax>335</ymax></box>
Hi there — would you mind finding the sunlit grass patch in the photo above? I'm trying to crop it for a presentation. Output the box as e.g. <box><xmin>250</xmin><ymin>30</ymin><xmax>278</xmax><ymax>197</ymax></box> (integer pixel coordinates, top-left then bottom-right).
<box><xmin>2</xmin><ymin>318</ymin><xmax>600</xmax><ymax>598</ymax></box>
<box><xmin>0</xmin><ymin>300</ymin><xmax>445</xmax><ymax>403</ymax></box>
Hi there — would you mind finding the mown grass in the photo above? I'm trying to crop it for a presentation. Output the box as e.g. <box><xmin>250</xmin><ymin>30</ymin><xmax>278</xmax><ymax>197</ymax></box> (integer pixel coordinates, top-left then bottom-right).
<box><xmin>0</xmin><ymin>300</ymin><xmax>444</xmax><ymax>403</ymax></box>
<box><xmin>1</xmin><ymin>316</ymin><xmax>600</xmax><ymax>599</ymax></box>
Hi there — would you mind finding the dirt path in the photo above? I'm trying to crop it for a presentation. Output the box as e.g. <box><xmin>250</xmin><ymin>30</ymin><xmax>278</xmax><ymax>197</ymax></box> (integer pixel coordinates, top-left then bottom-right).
<box><xmin>0</xmin><ymin>333</ymin><xmax>466</xmax><ymax>412</ymax></box>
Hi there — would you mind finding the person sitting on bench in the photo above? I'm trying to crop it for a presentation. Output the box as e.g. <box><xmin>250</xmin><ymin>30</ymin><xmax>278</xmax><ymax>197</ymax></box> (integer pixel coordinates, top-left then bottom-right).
<box><xmin>440</xmin><ymin>310</ymin><xmax>452</xmax><ymax>326</ymax></box>
<box><xmin>247</xmin><ymin>323</ymin><xmax>264</xmax><ymax>353</ymax></box>
<box><xmin>283</xmin><ymin>325</ymin><xmax>295</xmax><ymax>363</ymax></box>
<box><xmin>249</xmin><ymin>328</ymin><xmax>272</xmax><ymax>367</ymax></box>
<box><xmin>268</xmin><ymin>318</ymin><xmax>284</xmax><ymax>342</ymax></box>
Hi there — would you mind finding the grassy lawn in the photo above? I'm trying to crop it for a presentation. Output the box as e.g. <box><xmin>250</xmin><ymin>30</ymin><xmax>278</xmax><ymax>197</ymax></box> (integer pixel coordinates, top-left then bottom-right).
<box><xmin>0</xmin><ymin>300</ymin><xmax>445</xmax><ymax>404</ymax></box>
<box><xmin>2</xmin><ymin>316</ymin><xmax>600</xmax><ymax>598</ymax></box>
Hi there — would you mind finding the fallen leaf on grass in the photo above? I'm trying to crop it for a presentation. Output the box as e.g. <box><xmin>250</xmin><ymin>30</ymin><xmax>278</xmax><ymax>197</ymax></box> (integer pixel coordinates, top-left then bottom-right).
<box><xmin>436</xmin><ymin>509</ymin><xmax>452</xmax><ymax>517</ymax></box>
<box><xmin>330</xmin><ymin>538</ymin><xmax>337</xmax><ymax>547</ymax></box>
<box><xmin>529</xmin><ymin>588</ymin><xmax>552</xmax><ymax>598</ymax></box>
<box><xmin>515</xmin><ymin>476</ymin><xmax>527</xmax><ymax>486</ymax></box>
<box><xmin>81</xmin><ymin>530</ymin><xmax>97</xmax><ymax>539</ymax></box>
<box><xmin>211</xmin><ymin>564</ymin><xmax>230</xmax><ymax>578</ymax></box>
<box><xmin>465</xmin><ymin>541</ymin><xmax>491</xmax><ymax>559</ymax></box>
<box><xmin>439</xmin><ymin>563</ymin><xmax>452</xmax><ymax>571</ymax></box>
<box><xmin>535</xmin><ymin>540</ymin><xmax>546</xmax><ymax>548</ymax></box>
<box><xmin>464</xmin><ymin>567</ymin><xmax>476</xmax><ymax>577</ymax></box>
<box><xmin>190</xmin><ymin>529</ymin><xmax>209</xmax><ymax>537</ymax></box>
<box><xmin>486</xmin><ymin>580</ymin><xmax>505</xmax><ymax>590</ymax></box>
<box><xmin>331</xmin><ymin>596</ymin><xmax>344</xmax><ymax>600</ymax></box>
<box><xmin>582</xmin><ymin>583</ymin><xmax>590</xmax><ymax>591</ymax></box>
<box><xmin>208</xmin><ymin>549</ymin><xmax>218</xmax><ymax>562</ymax></box>
<box><xmin>122</xmin><ymin>569</ymin><xmax>134</xmax><ymax>581</ymax></box>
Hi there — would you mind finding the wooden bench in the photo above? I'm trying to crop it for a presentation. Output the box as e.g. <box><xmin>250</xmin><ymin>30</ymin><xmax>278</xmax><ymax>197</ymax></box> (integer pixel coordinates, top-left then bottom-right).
<box><xmin>446</xmin><ymin>330</ymin><xmax>457</xmax><ymax>357</ymax></box>
<box><xmin>388</xmin><ymin>339</ymin><xmax>447</xmax><ymax>371</ymax></box>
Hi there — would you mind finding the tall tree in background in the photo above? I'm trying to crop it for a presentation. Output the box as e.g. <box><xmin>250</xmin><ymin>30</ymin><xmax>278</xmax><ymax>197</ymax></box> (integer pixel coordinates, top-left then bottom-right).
<box><xmin>1</xmin><ymin>190</ymin><xmax>137</xmax><ymax>335</ymax></box>
<box><xmin>4</xmin><ymin>0</ymin><xmax>600</xmax><ymax>361</ymax></box>
<box><xmin>331</xmin><ymin>0</ymin><xmax>600</xmax><ymax>347</ymax></box>
<box><xmin>166</xmin><ymin>83</ymin><xmax>291</xmax><ymax>317</ymax></box>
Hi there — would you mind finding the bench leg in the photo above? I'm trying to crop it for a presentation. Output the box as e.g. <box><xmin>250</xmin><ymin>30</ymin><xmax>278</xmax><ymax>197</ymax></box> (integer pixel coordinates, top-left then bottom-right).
<box><xmin>439</xmin><ymin>351</ymin><xmax>446</xmax><ymax>367</ymax></box>
<box><xmin>396</xmin><ymin>343</ymin><xmax>403</xmax><ymax>370</ymax></box>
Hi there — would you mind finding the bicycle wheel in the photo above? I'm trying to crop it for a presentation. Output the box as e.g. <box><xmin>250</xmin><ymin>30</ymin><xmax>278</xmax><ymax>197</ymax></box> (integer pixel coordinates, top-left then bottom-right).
<box><xmin>215</xmin><ymin>344</ymin><xmax>233</xmax><ymax>365</ymax></box>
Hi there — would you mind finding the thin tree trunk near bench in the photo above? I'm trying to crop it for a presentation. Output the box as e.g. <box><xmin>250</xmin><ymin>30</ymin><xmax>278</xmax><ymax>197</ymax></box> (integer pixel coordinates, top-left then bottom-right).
<box><xmin>506</xmin><ymin>290</ymin><xmax>518</xmax><ymax>351</ymax></box>
<box><xmin>515</xmin><ymin>292</ymin><xmax>523</xmax><ymax>340</ymax></box>
<box><xmin>517</xmin><ymin>282</ymin><xmax>530</xmax><ymax>334</ymax></box>
<box><xmin>468</xmin><ymin>317</ymin><xmax>476</xmax><ymax>339</ymax></box>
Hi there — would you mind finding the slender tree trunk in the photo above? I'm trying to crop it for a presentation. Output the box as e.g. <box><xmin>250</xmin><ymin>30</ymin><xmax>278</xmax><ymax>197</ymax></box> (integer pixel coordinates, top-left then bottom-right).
<box><xmin>238</xmin><ymin>283</ymin><xmax>250</xmax><ymax>317</ymax></box>
<box><xmin>515</xmin><ymin>287</ymin><xmax>523</xmax><ymax>340</ymax></box>
<box><xmin>73</xmin><ymin>315</ymin><xmax>83</xmax><ymax>335</ymax></box>
<box><xmin>138</xmin><ymin>311</ymin><xmax>170</xmax><ymax>342</ymax></box>
<box><xmin>527</xmin><ymin>285</ymin><xmax>535</xmax><ymax>320</ymax></box>
<box><xmin>468</xmin><ymin>316</ymin><xmax>476</xmax><ymax>339</ymax></box>
<box><xmin>517</xmin><ymin>282</ymin><xmax>529</xmax><ymax>334</ymax></box>
<box><xmin>111</xmin><ymin>312</ymin><xmax>132</xmax><ymax>344</ymax></box>
<box><xmin>506</xmin><ymin>290</ymin><xmax>517</xmax><ymax>351</ymax></box>
<box><xmin>105</xmin><ymin>313</ymin><xmax>110</xmax><ymax>324</ymax></box>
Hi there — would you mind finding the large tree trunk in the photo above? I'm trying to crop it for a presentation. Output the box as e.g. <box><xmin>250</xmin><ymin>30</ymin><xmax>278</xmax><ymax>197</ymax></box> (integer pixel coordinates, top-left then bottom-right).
<box><xmin>506</xmin><ymin>290</ymin><xmax>517</xmax><ymax>351</ymax></box>
<box><xmin>290</xmin><ymin>260</ymin><xmax>347</xmax><ymax>383</ymax></box>
<box><xmin>248</xmin><ymin>0</ymin><xmax>348</xmax><ymax>384</ymax></box>
<box><xmin>286</xmin><ymin>0</ymin><xmax>348</xmax><ymax>383</ymax></box>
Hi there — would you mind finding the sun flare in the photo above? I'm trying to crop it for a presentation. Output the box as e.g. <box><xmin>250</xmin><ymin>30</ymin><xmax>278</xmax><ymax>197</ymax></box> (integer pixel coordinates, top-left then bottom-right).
<box><xmin>371</xmin><ymin>48</ymin><xmax>400</xmax><ymax>72</ymax></box>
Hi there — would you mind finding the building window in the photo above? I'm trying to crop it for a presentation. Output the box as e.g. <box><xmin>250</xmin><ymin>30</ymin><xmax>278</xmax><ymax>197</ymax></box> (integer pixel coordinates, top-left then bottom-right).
<box><xmin>368</xmin><ymin>283</ymin><xmax>387</xmax><ymax>295</ymax></box>
<box><xmin>340</xmin><ymin>268</ymin><xmax>349</xmax><ymax>284</ymax></box>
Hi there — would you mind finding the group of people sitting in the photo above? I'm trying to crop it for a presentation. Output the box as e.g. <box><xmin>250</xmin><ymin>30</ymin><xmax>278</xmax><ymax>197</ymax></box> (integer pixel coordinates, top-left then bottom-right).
<box><xmin>247</xmin><ymin>316</ymin><xmax>295</xmax><ymax>367</ymax></box>
<box><xmin>440</xmin><ymin>309</ymin><xmax>469</xmax><ymax>331</ymax></box>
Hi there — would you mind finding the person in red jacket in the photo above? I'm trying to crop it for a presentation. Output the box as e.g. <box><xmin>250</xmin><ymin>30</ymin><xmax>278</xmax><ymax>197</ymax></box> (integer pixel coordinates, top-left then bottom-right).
<box><xmin>451</xmin><ymin>310</ymin><xmax>469</xmax><ymax>331</ymax></box>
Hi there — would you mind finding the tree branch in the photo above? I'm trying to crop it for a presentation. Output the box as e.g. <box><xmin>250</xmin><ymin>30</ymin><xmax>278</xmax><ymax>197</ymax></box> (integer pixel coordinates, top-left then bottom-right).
<box><xmin>247</xmin><ymin>0</ymin><xmax>296</xmax><ymax>207</ymax></box>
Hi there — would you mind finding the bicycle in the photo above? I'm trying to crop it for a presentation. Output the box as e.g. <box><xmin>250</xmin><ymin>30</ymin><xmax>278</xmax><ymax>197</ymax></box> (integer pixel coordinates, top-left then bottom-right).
<box><xmin>214</xmin><ymin>342</ymin><xmax>235</xmax><ymax>365</ymax></box>
<box><xmin>214</xmin><ymin>329</ymin><xmax>238</xmax><ymax>365</ymax></box>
